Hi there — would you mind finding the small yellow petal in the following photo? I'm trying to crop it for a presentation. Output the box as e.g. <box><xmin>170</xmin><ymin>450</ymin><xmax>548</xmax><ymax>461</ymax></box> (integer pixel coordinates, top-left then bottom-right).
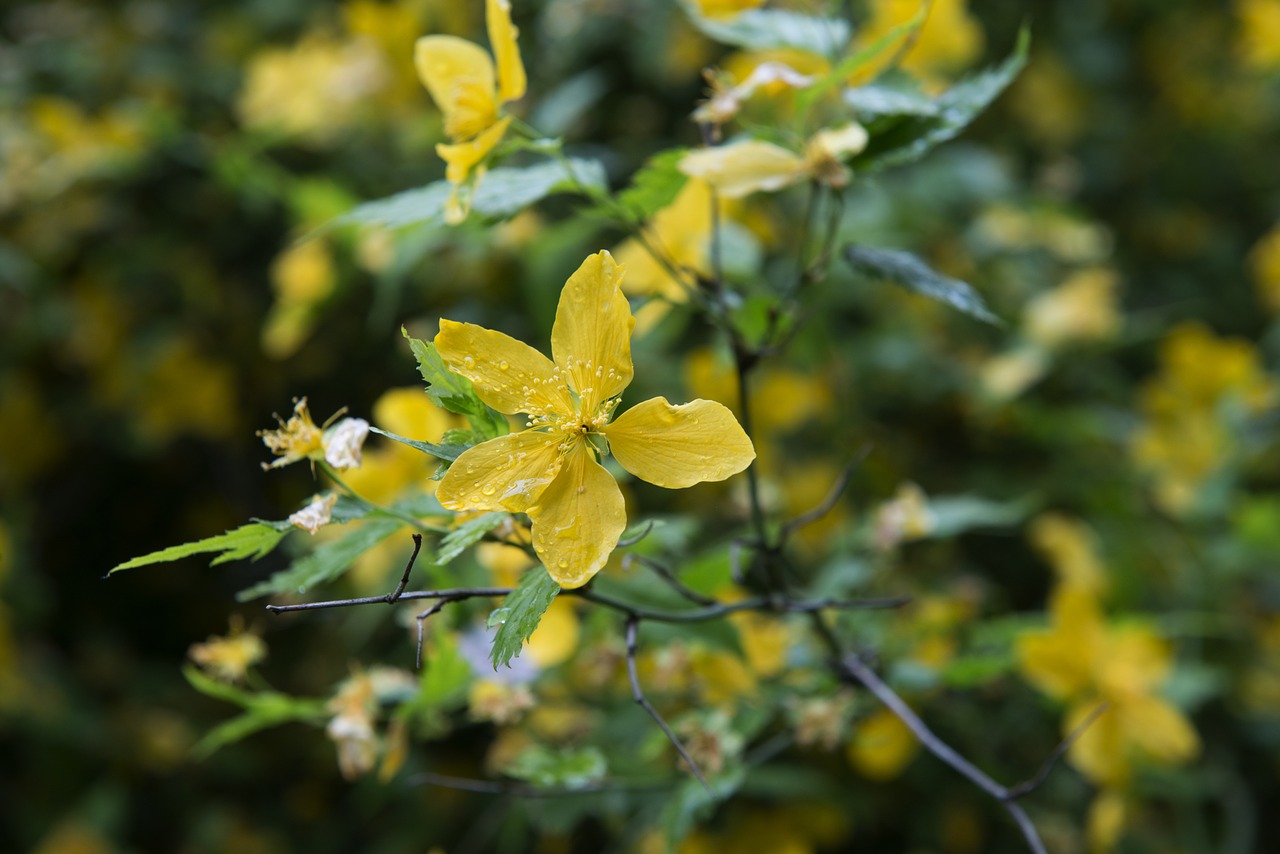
<box><xmin>550</xmin><ymin>250</ymin><xmax>635</xmax><ymax>414</ymax></box>
<box><xmin>414</xmin><ymin>36</ymin><xmax>498</xmax><ymax>138</ymax></box>
<box><xmin>1065</xmin><ymin>700</ymin><xmax>1127</xmax><ymax>786</ymax></box>
<box><xmin>437</xmin><ymin>430</ymin><xmax>564</xmax><ymax>512</ymax></box>
<box><xmin>487</xmin><ymin>0</ymin><xmax>526</xmax><ymax>103</ymax></box>
<box><xmin>680</xmin><ymin>140</ymin><xmax>806</xmax><ymax>198</ymax></box>
<box><xmin>602</xmin><ymin>397</ymin><xmax>755</xmax><ymax>488</ymax></box>
<box><xmin>528</xmin><ymin>444</ymin><xmax>626</xmax><ymax>588</ymax></box>
<box><xmin>435</xmin><ymin>318</ymin><xmax>572</xmax><ymax>416</ymax></box>
<box><xmin>1121</xmin><ymin>695</ymin><xmax>1200</xmax><ymax>766</ymax></box>
<box><xmin>437</xmin><ymin>115</ymin><xmax>511</xmax><ymax>185</ymax></box>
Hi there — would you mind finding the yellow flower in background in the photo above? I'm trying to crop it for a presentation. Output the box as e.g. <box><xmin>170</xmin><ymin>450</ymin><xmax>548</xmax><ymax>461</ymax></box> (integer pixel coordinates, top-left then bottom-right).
<box><xmin>680</xmin><ymin>124</ymin><xmax>869</xmax><ymax>197</ymax></box>
<box><xmin>1236</xmin><ymin>0</ymin><xmax>1280</xmax><ymax>70</ymax></box>
<box><xmin>416</xmin><ymin>0</ymin><xmax>526</xmax><ymax>222</ymax></box>
<box><xmin>1249</xmin><ymin>222</ymin><xmax>1280</xmax><ymax>312</ymax></box>
<box><xmin>873</xmin><ymin>481</ymin><xmax>935</xmax><ymax>550</ymax></box>
<box><xmin>1023</xmin><ymin>267</ymin><xmax>1122</xmax><ymax>349</ymax></box>
<box><xmin>693</xmin><ymin>0</ymin><xmax>766</xmax><ymax>18</ymax></box>
<box><xmin>859</xmin><ymin>0</ymin><xmax>984</xmax><ymax>88</ymax></box>
<box><xmin>262</xmin><ymin>238</ymin><xmax>337</xmax><ymax>359</ymax></box>
<box><xmin>1028</xmin><ymin>513</ymin><xmax>1108</xmax><ymax>594</ymax></box>
<box><xmin>1131</xmin><ymin>322</ymin><xmax>1277</xmax><ymax>514</ymax></box>
<box><xmin>847</xmin><ymin>707</ymin><xmax>919</xmax><ymax>780</ymax></box>
<box><xmin>434</xmin><ymin>250</ymin><xmax>756</xmax><ymax>587</ymax></box>
<box><xmin>1017</xmin><ymin>586</ymin><xmax>1199</xmax><ymax>786</ymax></box>
<box><xmin>188</xmin><ymin>618</ymin><xmax>267</xmax><ymax>683</ymax></box>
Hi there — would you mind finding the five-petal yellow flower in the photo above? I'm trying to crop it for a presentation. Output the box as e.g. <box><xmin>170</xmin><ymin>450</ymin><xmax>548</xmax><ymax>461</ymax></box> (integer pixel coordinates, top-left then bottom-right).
<box><xmin>415</xmin><ymin>0</ymin><xmax>526</xmax><ymax>222</ymax></box>
<box><xmin>434</xmin><ymin>250</ymin><xmax>757</xmax><ymax>588</ymax></box>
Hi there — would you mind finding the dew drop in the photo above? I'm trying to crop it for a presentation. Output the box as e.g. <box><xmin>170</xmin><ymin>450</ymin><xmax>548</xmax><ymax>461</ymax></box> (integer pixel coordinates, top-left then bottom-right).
<box><xmin>486</xmin><ymin>608</ymin><xmax>512</xmax><ymax>628</ymax></box>
<box><xmin>463</xmin><ymin>356</ymin><xmax>475</xmax><ymax>369</ymax></box>
<box><xmin>557</xmin><ymin>558</ymin><xmax>569</xmax><ymax>569</ymax></box>
<box><xmin>499</xmin><ymin>360</ymin><xmax>509</xmax><ymax>370</ymax></box>
<box><xmin>482</xmin><ymin>484</ymin><xmax>497</xmax><ymax>496</ymax></box>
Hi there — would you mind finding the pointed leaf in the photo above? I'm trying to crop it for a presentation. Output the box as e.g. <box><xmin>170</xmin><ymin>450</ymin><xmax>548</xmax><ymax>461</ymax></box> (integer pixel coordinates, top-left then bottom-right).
<box><xmin>403</xmin><ymin>329</ymin><xmax>508</xmax><ymax>439</ymax></box>
<box><xmin>236</xmin><ymin>519</ymin><xmax>402</xmax><ymax>601</ymax></box>
<box><xmin>682</xmin><ymin>3</ymin><xmax>849</xmax><ymax>55</ymax></box>
<box><xmin>504</xmin><ymin>745</ymin><xmax>607</xmax><ymax>789</ymax></box>
<box><xmin>617</xmin><ymin>148</ymin><xmax>689</xmax><ymax>220</ymax></box>
<box><xmin>853</xmin><ymin>27</ymin><xmax>1030</xmax><ymax>172</ymax></box>
<box><xmin>107</xmin><ymin>523</ymin><xmax>287</xmax><ymax>576</ymax></box>
<box><xmin>438</xmin><ymin>512</ymin><xmax>509</xmax><ymax>564</ymax></box>
<box><xmin>844</xmin><ymin>245</ymin><xmax>1000</xmax><ymax>324</ymax></box>
<box><xmin>370</xmin><ymin>426</ymin><xmax>468</xmax><ymax>462</ymax></box>
<box><xmin>489</xmin><ymin>566</ymin><xmax>560</xmax><ymax>670</ymax></box>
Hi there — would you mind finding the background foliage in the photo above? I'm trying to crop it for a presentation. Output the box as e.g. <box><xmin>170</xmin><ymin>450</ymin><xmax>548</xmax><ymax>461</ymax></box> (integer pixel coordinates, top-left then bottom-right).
<box><xmin>3</xmin><ymin>0</ymin><xmax>1280</xmax><ymax>852</ymax></box>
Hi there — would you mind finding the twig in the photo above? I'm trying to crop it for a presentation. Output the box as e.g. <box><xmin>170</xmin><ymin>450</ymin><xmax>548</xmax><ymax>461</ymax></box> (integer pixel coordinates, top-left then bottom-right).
<box><xmin>617</xmin><ymin>520</ymin><xmax>656</xmax><ymax>548</ymax></box>
<box><xmin>778</xmin><ymin>448</ymin><xmax>870</xmax><ymax>542</ymax></box>
<box><xmin>633</xmin><ymin>555</ymin><xmax>717</xmax><ymax>607</ymax></box>
<box><xmin>1005</xmin><ymin>702</ymin><xmax>1110</xmax><ymax>800</ymax></box>
<box><xmin>838</xmin><ymin>650</ymin><xmax>1048</xmax><ymax>854</ymax></box>
<box><xmin>385</xmin><ymin>534</ymin><xmax>423</xmax><ymax>603</ymax></box>
<box><xmin>405</xmin><ymin>770</ymin><xmax>668</xmax><ymax>797</ymax></box>
<box><xmin>265</xmin><ymin>587</ymin><xmax>513</xmax><ymax>613</ymax></box>
<box><xmin>415</xmin><ymin>598</ymin><xmax>455</xmax><ymax>669</ymax></box>
<box><xmin>625</xmin><ymin>616</ymin><xmax>712</xmax><ymax>794</ymax></box>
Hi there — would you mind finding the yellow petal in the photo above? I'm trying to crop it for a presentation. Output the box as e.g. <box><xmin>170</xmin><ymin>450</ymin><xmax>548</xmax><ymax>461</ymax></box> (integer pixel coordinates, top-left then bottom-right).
<box><xmin>1065</xmin><ymin>700</ymin><xmax>1127</xmax><ymax>786</ymax></box>
<box><xmin>679</xmin><ymin>140</ymin><xmax>805</xmax><ymax>198</ymax></box>
<box><xmin>602</xmin><ymin>397</ymin><xmax>755</xmax><ymax>488</ymax></box>
<box><xmin>1121</xmin><ymin>695</ymin><xmax>1200</xmax><ymax>766</ymax></box>
<box><xmin>487</xmin><ymin>0</ymin><xmax>526</xmax><ymax>104</ymax></box>
<box><xmin>437</xmin><ymin>115</ymin><xmax>511</xmax><ymax>185</ymax></box>
<box><xmin>435</xmin><ymin>317</ymin><xmax>572</xmax><ymax>416</ymax></box>
<box><xmin>436</xmin><ymin>430</ymin><xmax>564</xmax><ymax>513</ymax></box>
<box><xmin>414</xmin><ymin>36</ymin><xmax>498</xmax><ymax>139</ymax></box>
<box><xmin>550</xmin><ymin>250</ymin><xmax>635</xmax><ymax>414</ymax></box>
<box><xmin>528</xmin><ymin>444</ymin><xmax>626</xmax><ymax>588</ymax></box>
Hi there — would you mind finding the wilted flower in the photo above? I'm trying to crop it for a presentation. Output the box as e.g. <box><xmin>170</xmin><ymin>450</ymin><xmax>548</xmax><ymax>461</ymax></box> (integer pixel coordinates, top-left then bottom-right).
<box><xmin>258</xmin><ymin>398</ymin><xmax>369</xmax><ymax>472</ymax></box>
<box><xmin>188</xmin><ymin>617</ymin><xmax>266</xmax><ymax>683</ymax></box>
<box><xmin>680</xmin><ymin>123</ymin><xmax>869</xmax><ymax>197</ymax></box>
<box><xmin>288</xmin><ymin>492</ymin><xmax>339</xmax><ymax>534</ymax></box>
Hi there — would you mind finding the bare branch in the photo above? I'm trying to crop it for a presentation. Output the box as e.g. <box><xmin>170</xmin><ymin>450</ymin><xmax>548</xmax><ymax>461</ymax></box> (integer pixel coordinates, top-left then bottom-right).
<box><xmin>1005</xmin><ymin>702</ymin><xmax>1109</xmax><ymax>800</ymax></box>
<box><xmin>617</xmin><ymin>520</ymin><xmax>656</xmax><ymax>548</ymax></box>
<box><xmin>632</xmin><ymin>555</ymin><xmax>716</xmax><ymax>607</ymax></box>
<box><xmin>265</xmin><ymin>587</ymin><xmax>513</xmax><ymax>614</ymax></box>
<box><xmin>385</xmin><ymin>533</ymin><xmax>423</xmax><ymax>603</ymax></box>
<box><xmin>778</xmin><ymin>448</ymin><xmax>870</xmax><ymax>542</ymax></box>
<box><xmin>405</xmin><ymin>770</ymin><xmax>668</xmax><ymax>797</ymax></box>
<box><xmin>625</xmin><ymin>616</ymin><xmax>712</xmax><ymax>795</ymax></box>
<box><xmin>415</xmin><ymin>598</ymin><xmax>454</xmax><ymax>670</ymax></box>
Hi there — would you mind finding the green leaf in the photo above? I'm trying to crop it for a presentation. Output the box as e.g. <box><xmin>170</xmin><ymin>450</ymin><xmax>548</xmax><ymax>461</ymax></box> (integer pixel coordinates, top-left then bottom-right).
<box><xmin>183</xmin><ymin>666</ymin><xmax>327</xmax><ymax>759</ymax></box>
<box><xmin>661</xmin><ymin>767</ymin><xmax>745</xmax><ymax>847</ymax></box>
<box><xmin>332</xmin><ymin>159</ymin><xmax>607</xmax><ymax>230</ymax></box>
<box><xmin>402</xmin><ymin>329</ymin><xmax>509</xmax><ymax>439</ymax></box>
<box><xmin>853</xmin><ymin>27</ymin><xmax>1030</xmax><ymax>172</ymax></box>
<box><xmin>940</xmin><ymin>654</ymin><xmax>1015</xmax><ymax>688</ymax></box>
<box><xmin>107</xmin><ymin>523</ymin><xmax>288</xmax><ymax>576</ymax></box>
<box><xmin>438</xmin><ymin>512</ymin><xmax>509</xmax><ymax>565</ymax></box>
<box><xmin>616</xmin><ymin>149</ymin><xmax>689</xmax><ymax>220</ymax></box>
<box><xmin>415</xmin><ymin>624</ymin><xmax>472</xmax><ymax>713</ymax></box>
<box><xmin>489</xmin><ymin>567</ymin><xmax>560</xmax><ymax>670</ymax></box>
<box><xmin>504</xmin><ymin>744</ymin><xmax>607</xmax><ymax>789</ymax></box>
<box><xmin>797</xmin><ymin>11</ymin><xmax>924</xmax><ymax>113</ymax></box>
<box><xmin>928</xmin><ymin>494</ymin><xmax>1033</xmax><ymax>537</ymax></box>
<box><xmin>682</xmin><ymin>3</ymin><xmax>849</xmax><ymax>55</ymax></box>
<box><xmin>370</xmin><ymin>425</ymin><xmax>467</xmax><ymax>462</ymax></box>
<box><xmin>844</xmin><ymin>244</ymin><xmax>1000</xmax><ymax>324</ymax></box>
<box><xmin>236</xmin><ymin>519</ymin><xmax>402</xmax><ymax>601</ymax></box>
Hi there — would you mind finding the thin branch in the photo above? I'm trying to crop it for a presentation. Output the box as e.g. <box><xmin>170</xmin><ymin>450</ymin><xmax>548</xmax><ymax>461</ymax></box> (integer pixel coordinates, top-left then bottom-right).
<box><xmin>617</xmin><ymin>520</ymin><xmax>656</xmax><ymax>548</ymax></box>
<box><xmin>778</xmin><ymin>448</ymin><xmax>870</xmax><ymax>542</ymax></box>
<box><xmin>265</xmin><ymin>587</ymin><xmax>513</xmax><ymax>614</ymax></box>
<box><xmin>1005</xmin><ymin>702</ymin><xmax>1110</xmax><ymax>800</ymax></box>
<box><xmin>625</xmin><ymin>616</ymin><xmax>712</xmax><ymax>794</ymax></box>
<box><xmin>838</xmin><ymin>651</ymin><xmax>1048</xmax><ymax>854</ymax></box>
<box><xmin>405</xmin><ymin>770</ymin><xmax>669</xmax><ymax>797</ymax></box>
<box><xmin>633</xmin><ymin>555</ymin><xmax>717</xmax><ymax>607</ymax></box>
<box><xmin>385</xmin><ymin>534</ymin><xmax>423</xmax><ymax>603</ymax></box>
<box><xmin>415</xmin><ymin>598</ymin><xmax>455</xmax><ymax>669</ymax></box>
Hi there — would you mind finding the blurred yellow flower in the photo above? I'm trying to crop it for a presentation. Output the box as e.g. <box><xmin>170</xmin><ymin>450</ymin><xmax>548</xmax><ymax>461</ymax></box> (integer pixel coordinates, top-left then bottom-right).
<box><xmin>1028</xmin><ymin>513</ymin><xmax>1108</xmax><ymax>594</ymax></box>
<box><xmin>1249</xmin><ymin>222</ymin><xmax>1280</xmax><ymax>312</ymax></box>
<box><xmin>874</xmin><ymin>481</ymin><xmax>935</xmax><ymax>550</ymax></box>
<box><xmin>416</xmin><ymin>0</ymin><xmax>526</xmax><ymax>222</ymax></box>
<box><xmin>680</xmin><ymin>124</ymin><xmax>869</xmax><ymax>197</ymax></box>
<box><xmin>1131</xmin><ymin>322</ymin><xmax>1276</xmax><ymax>514</ymax></box>
<box><xmin>433</xmin><ymin>250</ymin><xmax>755</xmax><ymax>587</ymax></box>
<box><xmin>1236</xmin><ymin>0</ymin><xmax>1280</xmax><ymax>70</ymax></box>
<box><xmin>188</xmin><ymin>618</ymin><xmax>266</xmax><ymax>683</ymax></box>
<box><xmin>693</xmin><ymin>0</ymin><xmax>765</xmax><ymax>17</ymax></box>
<box><xmin>847</xmin><ymin>707</ymin><xmax>919</xmax><ymax>780</ymax></box>
<box><xmin>1023</xmin><ymin>267</ymin><xmax>1122</xmax><ymax>349</ymax></box>
<box><xmin>859</xmin><ymin>0</ymin><xmax>984</xmax><ymax>88</ymax></box>
<box><xmin>1017</xmin><ymin>586</ymin><xmax>1199</xmax><ymax>785</ymax></box>
<box><xmin>262</xmin><ymin>238</ymin><xmax>337</xmax><ymax>359</ymax></box>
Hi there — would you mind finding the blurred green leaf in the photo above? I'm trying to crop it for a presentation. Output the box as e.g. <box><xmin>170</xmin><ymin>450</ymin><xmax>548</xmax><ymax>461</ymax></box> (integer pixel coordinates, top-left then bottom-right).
<box><xmin>236</xmin><ymin>519</ymin><xmax>402</xmax><ymax>601</ymax></box>
<box><xmin>928</xmin><ymin>494</ymin><xmax>1033</xmax><ymax>537</ymax></box>
<box><xmin>854</xmin><ymin>27</ymin><xmax>1030</xmax><ymax>172</ymax></box>
<box><xmin>438</xmin><ymin>512</ymin><xmax>509</xmax><ymax>565</ymax></box>
<box><xmin>661</xmin><ymin>768</ymin><xmax>745</xmax><ymax>847</ymax></box>
<box><xmin>504</xmin><ymin>744</ymin><xmax>608</xmax><ymax>789</ymax></box>
<box><xmin>333</xmin><ymin>158</ymin><xmax>607</xmax><ymax>230</ymax></box>
<box><xmin>682</xmin><ymin>3</ymin><xmax>849</xmax><ymax>55</ymax></box>
<box><xmin>184</xmin><ymin>667</ymin><xmax>327</xmax><ymax>759</ymax></box>
<box><xmin>415</xmin><ymin>625</ymin><xmax>472</xmax><ymax>714</ymax></box>
<box><xmin>107</xmin><ymin>523</ymin><xmax>287</xmax><ymax>576</ymax></box>
<box><xmin>617</xmin><ymin>148</ymin><xmax>689</xmax><ymax>220</ymax></box>
<box><xmin>799</xmin><ymin>11</ymin><xmax>924</xmax><ymax>112</ymax></box>
<box><xmin>844</xmin><ymin>244</ymin><xmax>1000</xmax><ymax>324</ymax></box>
<box><xmin>403</xmin><ymin>329</ymin><xmax>509</xmax><ymax>439</ymax></box>
<box><xmin>940</xmin><ymin>654</ymin><xmax>1015</xmax><ymax>688</ymax></box>
<box><xmin>490</xmin><ymin>567</ymin><xmax>560</xmax><ymax>670</ymax></box>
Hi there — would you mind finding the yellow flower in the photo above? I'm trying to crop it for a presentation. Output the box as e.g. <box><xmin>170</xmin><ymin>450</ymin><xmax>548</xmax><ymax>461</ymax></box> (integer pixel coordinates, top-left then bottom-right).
<box><xmin>1249</xmin><ymin>222</ymin><xmax>1280</xmax><ymax>313</ymax></box>
<box><xmin>188</xmin><ymin>618</ymin><xmax>267</xmax><ymax>683</ymax></box>
<box><xmin>847</xmin><ymin>707</ymin><xmax>919</xmax><ymax>780</ymax></box>
<box><xmin>1023</xmin><ymin>266</ymin><xmax>1122</xmax><ymax>349</ymax></box>
<box><xmin>434</xmin><ymin>250</ymin><xmax>756</xmax><ymax>587</ymax></box>
<box><xmin>1236</xmin><ymin>0</ymin><xmax>1280</xmax><ymax>70</ymax></box>
<box><xmin>1028</xmin><ymin>513</ymin><xmax>1108</xmax><ymax>594</ymax></box>
<box><xmin>859</xmin><ymin>0</ymin><xmax>984</xmax><ymax>88</ymax></box>
<box><xmin>1017</xmin><ymin>586</ymin><xmax>1199</xmax><ymax>785</ymax></box>
<box><xmin>415</xmin><ymin>0</ymin><xmax>526</xmax><ymax>222</ymax></box>
<box><xmin>679</xmin><ymin>124</ymin><xmax>869</xmax><ymax>198</ymax></box>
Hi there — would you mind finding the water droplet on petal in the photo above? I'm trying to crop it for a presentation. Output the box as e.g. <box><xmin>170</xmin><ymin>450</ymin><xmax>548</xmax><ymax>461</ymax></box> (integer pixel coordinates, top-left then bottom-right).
<box><xmin>482</xmin><ymin>484</ymin><xmax>497</xmax><ymax>496</ymax></box>
<box><xmin>499</xmin><ymin>360</ymin><xmax>509</xmax><ymax>370</ymax></box>
<box><xmin>557</xmin><ymin>558</ymin><xmax>569</xmax><ymax>569</ymax></box>
<box><xmin>463</xmin><ymin>356</ymin><xmax>475</xmax><ymax>369</ymax></box>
